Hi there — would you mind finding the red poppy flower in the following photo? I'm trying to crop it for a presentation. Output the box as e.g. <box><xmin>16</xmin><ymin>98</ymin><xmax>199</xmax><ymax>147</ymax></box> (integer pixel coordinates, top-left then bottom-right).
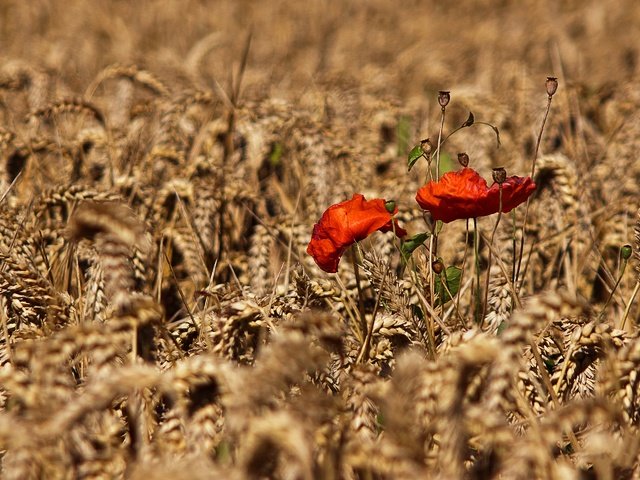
<box><xmin>307</xmin><ymin>194</ymin><xmax>407</xmax><ymax>273</ymax></box>
<box><xmin>415</xmin><ymin>167</ymin><xmax>536</xmax><ymax>223</ymax></box>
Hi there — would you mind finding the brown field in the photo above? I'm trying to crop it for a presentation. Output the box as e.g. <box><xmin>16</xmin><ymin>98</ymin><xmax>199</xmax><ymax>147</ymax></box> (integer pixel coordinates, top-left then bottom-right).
<box><xmin>1</xmin><ymin>0</ymin><xmax>640</xmax><ymax>478</ymax></box>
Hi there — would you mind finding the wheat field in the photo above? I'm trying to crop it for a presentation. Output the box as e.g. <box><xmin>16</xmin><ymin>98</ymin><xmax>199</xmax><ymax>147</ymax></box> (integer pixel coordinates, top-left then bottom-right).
<box><xmin>1</xmin><ymin>1</ymin><xmax>640</xmax><ymax>478</ymax></box>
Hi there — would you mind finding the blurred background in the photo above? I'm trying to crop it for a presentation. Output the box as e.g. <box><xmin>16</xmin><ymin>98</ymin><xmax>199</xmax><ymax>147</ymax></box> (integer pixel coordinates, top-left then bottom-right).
<box><xmin>1</xmin><ymin>0</ymin><xmax>638</xmax><ymax>99</ymax></box>
<box><xmin>2</xmin><ymin>4</ymin><xmax>640</xmax><ymax>477</ymax></box>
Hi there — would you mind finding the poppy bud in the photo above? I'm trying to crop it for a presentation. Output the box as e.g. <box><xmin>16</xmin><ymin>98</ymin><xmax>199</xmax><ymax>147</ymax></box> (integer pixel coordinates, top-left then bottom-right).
<box><xmin>432</xmin><ymin>259</ymin><xmax>444</xmax><ymax>274</ymax></box>
<box><xmin>420</xmin><ymin>138</ymin><xmax>432</xmax><ymax>156</ymax></box>
<box><xmin>492</xmin><ymin>167</ymin><xmax>507</xmax><ymax>185</ymax></box>
<box><xmin>621</xmin><ymin>244</ymin><xmax>633</xmax><ymax>260</ymax></box>
<box><xmin>546</xmin><ymin>77</ymin><xmax>558</xmax><ymax>97</ymax></box>
<box><xmin>438</xmin><ymin>91</ymin><xmax>450</xmax><ymax>108</ymax></box>
<box><xmin>385</xmin><ymin>200</ymin><xmax>396</xmax><ymax>213</ymax></box>
<box><xmin>457</xmin><ymin>152</ymin><xmax>469</xmax><ymax>167</ymax></box>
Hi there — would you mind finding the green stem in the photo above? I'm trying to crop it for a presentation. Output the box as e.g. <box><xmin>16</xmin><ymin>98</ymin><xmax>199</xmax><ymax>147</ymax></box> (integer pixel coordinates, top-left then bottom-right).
<box><xmin>436</xmin><ymin>107</ymin><xmax>446</xmax><ymax>181</ymax></box>
<box><xmin>515</xmin><ymin>93</ymin><xmax>554</xmax><ymax>290</ymax></box>
<box><xmin>356</xmin><ymin>265</ymin><xmax>387</xmax><ymax>364</ymax></box>
<box><xmin>620</xmin><ymin>280</ymin><xmax>640</xmax><ymax>331</ymax></box>
<box><xmin>457</xmin><ymin>219</ymin><xmax>470</xmax><ymax>324</ymax></box>
<box><xmin>350</xmin><ymin>247</ymin><xmax>368</xmax><ymax>341</ymax></box>
<box><xmin>511</xmin><ymin>210</ymin><xmax>517</xmax><ymax>284</ymax></box>
<box><xmin>473</xmin><ymin>218</ymin><xmax>481</xmax><ymax>324</ymax></box>
<box><xmin>598</xmin><ymin>258</ymin><xmax>627</xmax><ymax>322</ymax></box>
<box><xmin>483</xmin><ymin>186</ymin><xmax>503</xmax><ymax>320</ymax></box>
<box><xmin>427</xmin><ymin>234</ymin><xmax>436</xmax><ymax>347</ymax></box>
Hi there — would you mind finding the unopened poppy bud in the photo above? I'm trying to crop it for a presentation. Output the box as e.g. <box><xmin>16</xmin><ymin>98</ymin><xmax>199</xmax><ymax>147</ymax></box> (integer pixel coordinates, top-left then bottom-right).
<box><xmin>457</xmin><ymin>152</ymin><xmax>469</xmax><ymax>167</ymax></box>
<box><xmin>420</xmin><ymin>138</ymin><xmax>432</xmax><ymax>156</ymax></box>
<box><xmin>438</xmin><ymin>91</ymin><xmax>450</xmax><ymax>108</ymax></box>
<box><xmin>432</xmin><ymin>259</ymin><xmax>444</xmax><ymax>274</ymax></box>
<box><xmin>546</xmin><ymin>77</ymin><xmax>558</xmax><ymax>97</ymax></box>
<box><xmin>385</xmin><ymin>200</ymin><xmax>396</xmax><ymax>213</ymax></box>
<box><xmin>621</xmin><ymin>244</ymin><xmax>633</xmax><ymax>260</ymax></box>
<box><xmin>492</xmin><ymin>167</ymin><xmax>507</xmax><ymax>184</ymax></box>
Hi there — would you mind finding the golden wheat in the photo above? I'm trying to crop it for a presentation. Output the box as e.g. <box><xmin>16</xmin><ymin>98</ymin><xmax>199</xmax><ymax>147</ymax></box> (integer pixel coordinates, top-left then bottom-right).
<box><xmin>0</xmin><ymin>1</ymin><xmax>640</xmax><ymax>478</ymax></box>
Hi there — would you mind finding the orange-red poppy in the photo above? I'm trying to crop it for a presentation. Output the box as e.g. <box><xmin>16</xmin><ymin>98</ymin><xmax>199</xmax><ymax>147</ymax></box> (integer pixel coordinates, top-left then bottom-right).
<box><xmin>307</xmin><ymin>193</ymin><xmax>407</xmax><ymax>273</ymax></box>
<box><xmin>415</xmin><ymin>167</ymin><xmax>536</xmax><ymax>223</ymax></box>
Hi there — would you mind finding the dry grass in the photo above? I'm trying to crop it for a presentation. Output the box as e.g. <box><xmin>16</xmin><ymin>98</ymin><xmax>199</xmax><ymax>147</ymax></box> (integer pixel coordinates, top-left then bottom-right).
<box><xmin>1</xmin><ymin>0</ymin><xmax>640</xmax><ymax>478</ymax></box>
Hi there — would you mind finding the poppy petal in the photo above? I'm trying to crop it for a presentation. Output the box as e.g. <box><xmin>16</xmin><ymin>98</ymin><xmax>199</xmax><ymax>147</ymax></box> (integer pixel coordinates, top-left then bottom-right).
<box><xmin>416</xmin><ymin>168</ymin><xmax>536</xmax><ymax>223</ymax></box>
<box><xmin>307</xmin><ymin>193</ymin><xmax>406</xmax><ymax>272</ymax></box>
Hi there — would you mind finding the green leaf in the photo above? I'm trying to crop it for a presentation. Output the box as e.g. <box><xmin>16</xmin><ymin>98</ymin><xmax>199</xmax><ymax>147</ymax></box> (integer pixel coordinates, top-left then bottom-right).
<box><xmin>407</xmin><ymin>145</ymin><xmax>424</xmax><ymax>171</ymax></box>
<box><xmin>401</xmin><ymin>232</ymin><xmax>429</xmax><ymax>258</ymax></box>
<box><xmin>434</xmin><ymin>266</ymin><xmax>462</xmax><ymax>305</ymax></box>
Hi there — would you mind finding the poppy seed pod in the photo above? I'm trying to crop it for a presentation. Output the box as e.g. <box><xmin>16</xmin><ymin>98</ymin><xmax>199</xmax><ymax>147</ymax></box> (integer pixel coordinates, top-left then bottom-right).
<box><xmin>621</xmin><ymin>244</ymin><xmax>633</xmax><ymax>261</ymax></box>
<box><xmin>546</xmin><ymin>77</ymin><xmax>558</xmax><ymax>97</ymax></box>
<box><xmin>438</xmin><ymin>91</ymin><xmax>450</xmax><ymax>108</ymax></box>
<box><xmin>432</xmin><ymin>259</ymin><xmax>444</xmax><ymax>274</ymax></box>
<box><xmin>492</xmin><ymin>167</ymin><xmax>507</xmax><ymax>184</ymax></box>
<box><xmin>457</xmin><ymin>152</ymin><xmax>470</xmax><ymax>167</ymax></box>
<box><xmin>420</xmin><ymin>138</ymin><xmax>432</xmax><ymax>156</ymax></box>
